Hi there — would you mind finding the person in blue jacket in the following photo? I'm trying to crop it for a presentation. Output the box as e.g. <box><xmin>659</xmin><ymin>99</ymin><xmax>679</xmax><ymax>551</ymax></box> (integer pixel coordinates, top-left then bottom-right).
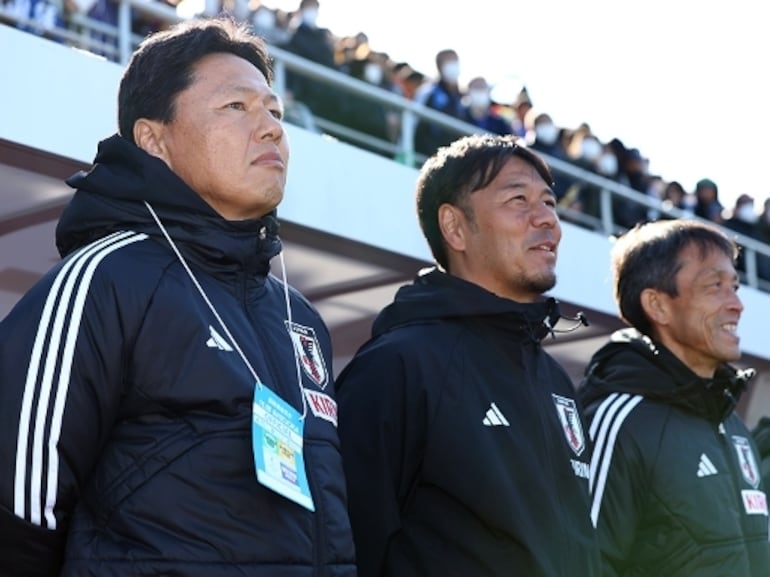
<box><xmin>336</xmin><ymin>133</ymin><xmax>600</xmax><ymax>577</ymax></box>
<box><xmin>0</xmin><ymin>17</ymin><xmax>356</xmax><ymax>577</ymax></box>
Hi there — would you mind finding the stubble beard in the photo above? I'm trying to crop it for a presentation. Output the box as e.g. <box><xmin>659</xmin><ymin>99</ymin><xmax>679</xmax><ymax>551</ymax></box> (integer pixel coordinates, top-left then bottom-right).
<box><xmin>519</xmin><ymin>269</ymin><xmax>557</xmax><ymax>296</ymax></box>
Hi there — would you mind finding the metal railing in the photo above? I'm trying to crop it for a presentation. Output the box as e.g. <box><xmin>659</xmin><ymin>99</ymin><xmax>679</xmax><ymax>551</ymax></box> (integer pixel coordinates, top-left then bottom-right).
<box><xmin>4</xmin><ymin>0</ymin><xmax>770</xmax><ymax>291</ymax></box>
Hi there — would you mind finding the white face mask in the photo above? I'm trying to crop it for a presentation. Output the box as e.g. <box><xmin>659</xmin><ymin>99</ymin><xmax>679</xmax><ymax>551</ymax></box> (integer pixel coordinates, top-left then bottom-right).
<box><xmin>363</xmin><ymin>63</ymin><xmax>383</xmax><ymax>85</ymax></box>
<box><xmin>596</xmin><ymin>152</ymin><xmax>617</xmax><ymax>175</ymax></box>
<box><xmin>736</xmin><ymin>203</ymin><xmax>757</xmax><ymax>223</ymax></box>
<box><xmin>468</xmin><ymin>89</ymin><xmax>490</xmax><ymax>109</ymax></box>
<box><xmin>535</xmin><ymin>123</ymin><xmax>559</xmax><ymax>146</ymax></box>
<box><xmin>301</xmin><ymin>7</ymin><xmax>318</xmax><ymax>26</ymax></box>
<box><xmin>440</xmin><ymin>60</ymin><xmax>460</xmax><ymax>83</ymax></box>
<box><xmin>581</xmin><ymin>137</ymin><xmax>602</xmax><ymax>161</ymax></box>
<box><xmin>253</xmin><ymin>8</ymin><xmax>275</xmax><ymax>30</ymax></box>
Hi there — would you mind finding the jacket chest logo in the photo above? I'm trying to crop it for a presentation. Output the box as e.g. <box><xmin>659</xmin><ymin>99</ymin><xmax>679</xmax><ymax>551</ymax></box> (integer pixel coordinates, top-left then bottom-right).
<box><xmin>285</xmin><ymin>321</ymin><xmax>328</xmax><ymax>389</ymax></box>
<box><xmin>552</xmin><ymin>394</ymin><xmax>585</xmax><ymax>457</ymax></box>
<box><xmin>732</xmin><ymin>435</ymin><xmax>760</xmax><ymax>489</ymax></box>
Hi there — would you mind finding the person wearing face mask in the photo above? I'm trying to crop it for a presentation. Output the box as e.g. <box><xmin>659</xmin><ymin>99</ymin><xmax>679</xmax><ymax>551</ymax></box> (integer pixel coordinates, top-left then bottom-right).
<box><xmin>283</xmin><ymin>0</ymin><xmax>341</xmax><ymax>121</ymax></box>
<box><xmin>756</xmin><ymin>198</ymin><xmax>770</xmax><ymax>281</ymax></box>
<box><xmin>527</xmin><ymin>113</ymin><xmax>574</xmax><ymax>201</ymax></box>
<box><xmin>414</xmin><ymin>49</ymin><xmax>468</xmax><ymax>157</ymax></box>
<box><xmin>339</xmin><ymin>54</ymin><xmax>400</xmax><ymax>154</ymax></box>
<box><xmin>724</xmin><ymin>194</ymin><xmax>762</xmax><ymax>275</ymax></box>
<box><xmin>559</xmin><ymin>133</ymin><xmax>609</xmax><ymax>222</ymax></box>
<box><xmin>461</xmin><ymin>76</ymin><xmax>511</xmax><ymax>136</ymax></box>
<box><xmin>251</xmin><ymin>5</ymin><xmax>291</xmax><ymax>46</ymax></box>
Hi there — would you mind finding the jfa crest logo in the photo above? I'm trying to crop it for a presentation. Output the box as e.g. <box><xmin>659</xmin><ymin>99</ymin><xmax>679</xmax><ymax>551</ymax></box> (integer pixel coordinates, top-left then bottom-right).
<box><xmin>552</xmin><ymin>394</ymin><xmax>585</xmax><ymax>457</ymax></box>
<box><xmin>732</xmin><ymin>435</ymin><xmax>760</xmax><ymax>489</ymax></box>
<box><xmin>285</xmin><ymin>321</ymin><xmax>328</xmax><ymax>389</ymax></box>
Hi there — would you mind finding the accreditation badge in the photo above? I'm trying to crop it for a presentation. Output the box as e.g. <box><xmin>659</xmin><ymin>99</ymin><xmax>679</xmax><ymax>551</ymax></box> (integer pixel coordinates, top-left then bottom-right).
<box><xmin>252</xmin><ymin>384</ymin><xmax>315</xmax><ymax>511</ymax></box>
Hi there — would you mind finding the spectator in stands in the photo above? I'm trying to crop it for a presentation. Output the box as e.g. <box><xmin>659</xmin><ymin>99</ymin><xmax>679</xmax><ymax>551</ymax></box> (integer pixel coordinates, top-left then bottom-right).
<box><xmin>757</xmin><ymin>198</ymin><xmax>770</xmax><ymax>281</ymax></box>
<box><xmin>509</xmin><ymin>87</ymin><xmax>533</xmax><ymax>138</ymax></box>
<box><xmin>390</xmin><ymin>61</ymin><xmax>411</xmax><ymax>94</ymax></box>
<box><xmin>400</xmin><ymin>69</ymin><xmax>426</xmax><ymax>100</ymax></box>
<box><xmin>724</xmin><ymin>194</ymin><xmax>760</xmax><ymax>275</ymax></box>
<box><xmin>461</xmin><ymin>76</ymin><xmax>511</xmax><ymax>136</ymax></box>
<box><xmin>660</xmin><ymin>180</ymin><xmax>692</xmax><ymax>218</ymax></box>
<box><xmin>614</xmin><ymin>147</ymin><xmax>651</xmax><ymax>228</ymax></box>
<box><xmin>579</xmin><ymin>218</ymin><xmax>770</xmax><ymax>576</ymax></box>
<box><xmin>342</xmin><ymin>52</ymin><xmax>400</xmax><ymax>154</ymax></box>
<box><xmin>7</xmin><ymin>0</ymin><xmax>64</xmax><ymax>40</ymax></box>
<box><xmin>527</xmin><ymin>112</ymin><xmax>574</xmax><ymax>200</ymax></box>
<box><xmin>0</xmin><ymin>17</ymin><xmax>357</xmax><ymax>577</ymax></box>
<box><xmin>561</xmin><ymin>132</ymin><xmax>605</xmax><ymax>220</ymax></box>
<box><xmin>693</xmin><ymin>177</ymin><xmax>724</xmax><ymax>224</ymax></box>
<box><xmin>413</xmin><ymin>48</ymin><xmax>468</xmax><ymax>157</ymax></box>
<box><xmin>336</xmin><ymin>133</ymin><xmax>601</xmax><ymax>577</ymax></box>
<box><xmin>65</xmin><ymin>0</ymin><xmax>118</xmax><ymax>57</ymax></box>
<box><xmin>283</xmin><ymin>0</ymin><xmax>341</xmax><ymax>121</ymax></box>
<box><xmin>643</xmin><ymin>175</ymin><xmax>666</xmax><ymax>221</ymax></box>
<box><xmin>251</xmin><ymin>4</ymin><xmax>291</xmax><ymax>46</ymax></box>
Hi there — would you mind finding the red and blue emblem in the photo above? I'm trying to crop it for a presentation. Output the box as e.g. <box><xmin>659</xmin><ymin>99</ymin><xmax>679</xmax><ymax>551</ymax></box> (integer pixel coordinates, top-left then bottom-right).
<box><xmin>552</xmin><ymin>394</ymin><xmax>586</xmax><ymax>457</ymax></box>
<box><xmin>285</xmin><ymin>321</ymin><xmax>328</xmax><ymax>389</ymax></box>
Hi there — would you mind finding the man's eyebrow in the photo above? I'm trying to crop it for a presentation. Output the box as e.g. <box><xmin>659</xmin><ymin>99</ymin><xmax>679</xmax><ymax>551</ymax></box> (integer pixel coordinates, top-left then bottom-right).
<box><xmin>217</xmin><ymin>84</ymin><xmax>282</xmax><ymax>103</ymax></box>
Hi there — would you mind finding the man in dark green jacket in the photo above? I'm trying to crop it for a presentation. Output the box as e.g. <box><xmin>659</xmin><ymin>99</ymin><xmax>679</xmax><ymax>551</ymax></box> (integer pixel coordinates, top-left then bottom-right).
<box><xmin>580</xmin><ymin>219</ymin><xmax>770</xmax><ymax>577</ymax></box>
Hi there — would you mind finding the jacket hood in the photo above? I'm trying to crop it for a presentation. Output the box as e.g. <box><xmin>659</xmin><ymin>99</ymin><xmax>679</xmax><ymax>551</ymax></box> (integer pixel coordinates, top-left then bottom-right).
<box><xmin>56</xmin><ymin>134</ymin><xmax>281</xmax><ymax>278</ymax></box>
<box><xmin>580</xmin><ymin>327</ymin><xmax>754</xmax><ymax>423</ymax></box>
<box><xmin>372</xmin><ymin>267</ymin><xmax>567</xmax><ymax>342</ymax></box>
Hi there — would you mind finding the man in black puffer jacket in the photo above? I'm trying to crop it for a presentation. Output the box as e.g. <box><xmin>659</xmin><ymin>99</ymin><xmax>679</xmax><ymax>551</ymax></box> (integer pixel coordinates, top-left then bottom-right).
<box><xmin>579</xmin><ymin>219</ymin><xmax>770</xmax><ymax>577</ymax></box>
<box><xmin>337</xmin><ymin>134</ymin><xmax>600</xmax><ymax>577</ymax></box>
<box><xmin>0</xmin><ymin>17</ymin><xmax>356</xmax><ymax>577</ymax></box>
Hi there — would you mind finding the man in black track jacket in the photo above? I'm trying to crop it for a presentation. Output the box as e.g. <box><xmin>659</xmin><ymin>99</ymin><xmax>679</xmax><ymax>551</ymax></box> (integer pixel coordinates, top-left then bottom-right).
<box><xmin>0</xmin><ymin>18</ymin><xmax>355</xmax><ymax>577</ymax></box>
<box><xmin>336</xmin><ymin>134</ymin><xmax>600</xmax><ymax>577</ymax></box>
<box><xmin>579</xmin><ymin>219</ymin><xmax>770</xmax><ymax>577</ymax></box>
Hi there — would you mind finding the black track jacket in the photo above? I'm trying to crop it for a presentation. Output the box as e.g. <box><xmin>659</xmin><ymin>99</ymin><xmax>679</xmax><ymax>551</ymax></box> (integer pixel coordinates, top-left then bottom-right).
<box><xmin>0</xmin><ymin>134</ymin><xmax>356</xmax><ymax>577</ymax></box>
<box><xmin>336</xmin><ymin>268</ymin><xmax>600</xmax><ymax>577</ymax></box>
<box><xmin>579</xmin><ymin>328</ymin><xmax>770</xmax><ymax>577</ymax></box>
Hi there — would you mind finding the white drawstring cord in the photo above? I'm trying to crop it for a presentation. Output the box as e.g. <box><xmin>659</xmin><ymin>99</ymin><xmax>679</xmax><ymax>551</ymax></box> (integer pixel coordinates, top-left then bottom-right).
<box><xmin>144</xmin><ymin>201</ymin><xmax>308</xmax><ymax>418</ymax></box>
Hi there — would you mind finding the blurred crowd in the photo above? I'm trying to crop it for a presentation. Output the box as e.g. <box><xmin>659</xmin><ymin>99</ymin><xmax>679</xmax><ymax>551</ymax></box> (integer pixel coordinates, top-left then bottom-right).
<box><xmin>4</xmin><ymin>0</ymin><xmax>770</xmax><ymax>281</ymax></box>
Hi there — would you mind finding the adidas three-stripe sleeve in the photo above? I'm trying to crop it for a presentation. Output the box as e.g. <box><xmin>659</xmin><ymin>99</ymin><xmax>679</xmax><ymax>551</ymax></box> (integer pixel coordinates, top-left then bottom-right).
<box><xmin>0</xmin><ymin>232</ymin><xmax>148</xmax><ymax>577</ymax></box>
<box><xmin>586</xmin><ymin>393</ymin><xmax>650</xmax><ymax>577</ymax></box>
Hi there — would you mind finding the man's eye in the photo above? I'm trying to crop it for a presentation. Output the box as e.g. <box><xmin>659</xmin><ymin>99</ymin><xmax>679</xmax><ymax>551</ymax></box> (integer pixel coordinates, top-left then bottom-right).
<box><xmin>227</xmin><ymin>102</ymin><xmax>246</xmax><ymax>110</ymax></box>
<box><xmin>270</xmin><ymin>109</ymin><xmax>284</xmax><ymax>120</ymax></box>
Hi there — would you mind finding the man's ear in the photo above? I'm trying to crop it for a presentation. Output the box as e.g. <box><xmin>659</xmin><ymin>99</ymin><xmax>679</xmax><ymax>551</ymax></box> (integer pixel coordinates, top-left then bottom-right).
<box><xmin>640</xmin><ymin>287</ymin><xmax>671</xmax><ymax>326</ymax></box>
<box><xmin>438</xmin><ymin>204</ymin><xmax>467</xmax><ymax>253</ymax></box>
<box><xmin>133</xmin><ymin>119</ymin><xmax>169</xmax><ymax>163</ymax></box>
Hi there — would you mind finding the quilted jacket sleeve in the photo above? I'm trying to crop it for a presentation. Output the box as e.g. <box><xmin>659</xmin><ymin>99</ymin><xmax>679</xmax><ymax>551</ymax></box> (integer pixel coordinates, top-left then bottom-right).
<box><xmin>0</xmin><ymin>236</ymin><xmax>145</xmax><ymax>577</ymax></box>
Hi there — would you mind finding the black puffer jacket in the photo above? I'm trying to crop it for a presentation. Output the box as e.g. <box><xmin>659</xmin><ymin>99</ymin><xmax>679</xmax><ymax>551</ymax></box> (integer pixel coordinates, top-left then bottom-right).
<box><xmin>579</xmin><ymin>328</ymin><xmax>770</xmax><ymax>577</ymax></box>
<box><xmin>0</xmin><ymin>134</ymin><xmax>356</xmax><ymax>577</ymax></box>
<box><xmin>337</xmin><ymin>269</ymin><xmax>600</xmax><ymax>577</ymax></box>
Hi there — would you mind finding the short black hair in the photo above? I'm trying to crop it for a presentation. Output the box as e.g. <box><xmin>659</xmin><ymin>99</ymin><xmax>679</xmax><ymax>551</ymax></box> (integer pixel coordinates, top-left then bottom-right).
<box><xmin>415</xmin><ymin>134</ymin><xmax>554</xmax><ymax>271</ymax></box>
<box><xmin>118</xmin><ymin>17</ymin><xmax>272</xmax><ymax>144</ymax></box>
<box><xmin>611</xmin><ymin>219</ymin><xmax>739</xmax><ymax>336</ymax></box>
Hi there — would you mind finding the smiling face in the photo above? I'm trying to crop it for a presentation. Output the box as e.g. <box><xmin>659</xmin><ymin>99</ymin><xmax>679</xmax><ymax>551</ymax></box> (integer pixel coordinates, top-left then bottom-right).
<box><xmin>135</xmin><ymin>52</ymin><xmax>288</xmax><ymax>220</ymax></box>
<box><xmin>649</xmin><ymin>243</ymin><xmax>743</xmax><ymax>377</ymax></box>
<box><xmin>441</xmin><ymin>155</ymin><xmax>560</xmax><ymax>302</ymax></box>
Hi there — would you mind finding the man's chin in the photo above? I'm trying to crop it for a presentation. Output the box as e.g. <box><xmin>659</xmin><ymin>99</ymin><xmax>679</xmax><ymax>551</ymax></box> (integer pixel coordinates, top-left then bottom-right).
<box><xmin>525</xmin><ymin>272</ymin><xmax>557</xmax><ymax>295</ymax></box>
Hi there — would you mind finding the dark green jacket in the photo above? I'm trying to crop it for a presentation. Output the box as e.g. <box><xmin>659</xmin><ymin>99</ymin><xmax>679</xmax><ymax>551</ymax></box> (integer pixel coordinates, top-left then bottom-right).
<box><xmin>579</xmin><ymin>328</ymin><xmax>770</xmax><ymax>577</ymax></box>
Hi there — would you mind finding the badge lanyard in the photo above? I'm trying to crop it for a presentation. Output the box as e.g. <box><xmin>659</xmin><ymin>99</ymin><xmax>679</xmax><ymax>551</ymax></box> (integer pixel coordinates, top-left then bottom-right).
<box><xmin>145</xmin><ymin>202</ymin><xmax>314</xmax><ymax>510</ymax></box>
